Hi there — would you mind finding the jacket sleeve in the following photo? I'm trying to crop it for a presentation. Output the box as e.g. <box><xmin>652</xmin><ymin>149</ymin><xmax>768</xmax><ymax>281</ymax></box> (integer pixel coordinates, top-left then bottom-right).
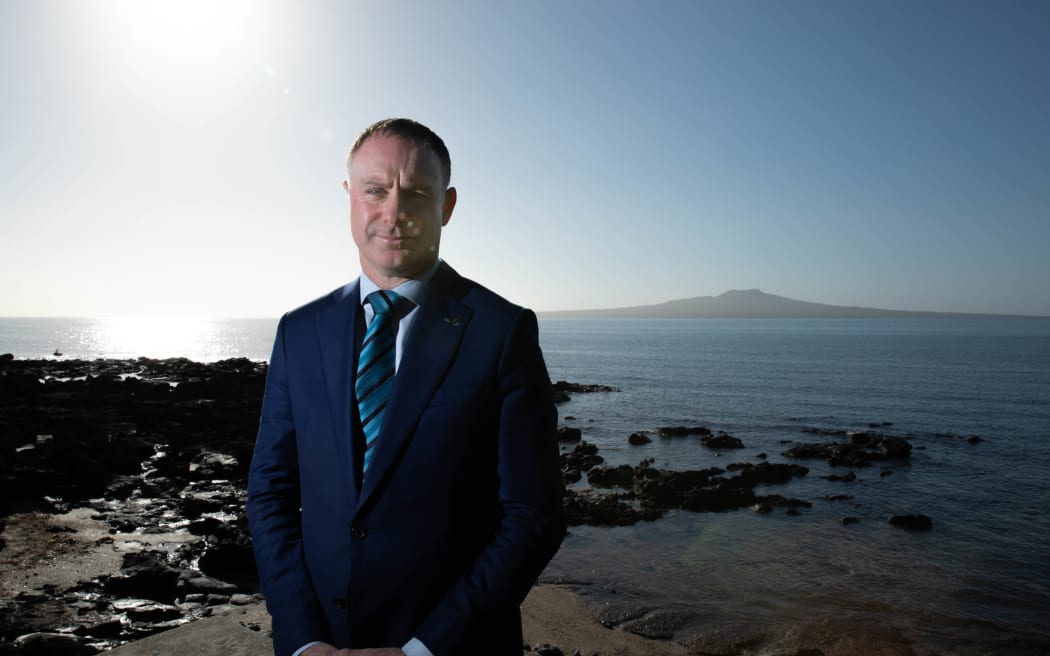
<box><xmin>246</xmin><ymin>315</ymin><xmax>331</xmax><ymax>656</ymax></box>
<box><xmin>414</xmin><ymin>309</ymin><xmax>567</xmax><ymax>654</ymax></box>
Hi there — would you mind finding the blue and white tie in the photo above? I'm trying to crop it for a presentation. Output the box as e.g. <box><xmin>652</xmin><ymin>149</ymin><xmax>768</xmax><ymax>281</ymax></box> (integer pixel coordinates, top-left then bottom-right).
<box><xmin>356</xmin><ymin>290</ymin><xmax>402</xmax><ymax>474</ymax></box>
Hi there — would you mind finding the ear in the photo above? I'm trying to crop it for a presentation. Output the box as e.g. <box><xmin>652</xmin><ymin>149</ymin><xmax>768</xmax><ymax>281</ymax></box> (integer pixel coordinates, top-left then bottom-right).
<box><xmin>441</xmin><ymin>187</ymin><xmax>457</xmax><ymax>226</ymax></box>
<box><xmin>343</xmin><ymin>179</ymin><xmax>350</xmax><ymax>194</ymax></box>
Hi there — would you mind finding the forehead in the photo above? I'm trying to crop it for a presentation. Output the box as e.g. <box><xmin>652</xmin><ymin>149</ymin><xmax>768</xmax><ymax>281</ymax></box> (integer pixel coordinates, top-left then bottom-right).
<box><xmin>350</xmin><ymin>134</ymin><xmax>443</xmax><ymax>182</ymax></box>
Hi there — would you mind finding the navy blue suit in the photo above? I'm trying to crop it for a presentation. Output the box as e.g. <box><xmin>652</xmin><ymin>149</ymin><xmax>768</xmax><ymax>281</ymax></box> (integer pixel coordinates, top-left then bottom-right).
<box><xmin>246</xmin><ymin>262</ymin><xmax>565</xmax><ymax>656</ymax></box>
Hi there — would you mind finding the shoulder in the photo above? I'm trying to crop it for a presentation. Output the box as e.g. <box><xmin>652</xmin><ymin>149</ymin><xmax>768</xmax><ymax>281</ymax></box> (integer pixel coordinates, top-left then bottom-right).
<box><xmin>435</xmin><ymin>262</ymin><xmax>528</xmax><ymax>319</ymax></box>
<box><xmin>281</xmin><ymin>281</ymin><xmax>358</xmax><ymax>323</ymax></box>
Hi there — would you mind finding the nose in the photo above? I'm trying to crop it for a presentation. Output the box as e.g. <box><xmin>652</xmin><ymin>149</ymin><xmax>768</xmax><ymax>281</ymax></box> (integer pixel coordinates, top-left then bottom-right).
<box><xmin>382</xmin><ymin>194</ymin><xmax>408</xmax><ymax>225</ymax></box>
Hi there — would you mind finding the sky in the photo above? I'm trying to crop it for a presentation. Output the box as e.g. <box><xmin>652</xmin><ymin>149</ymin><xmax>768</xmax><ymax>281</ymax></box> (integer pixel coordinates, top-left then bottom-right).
<box><xmin>2</xmin><ymin>0</ymin><xmax>1048</xmax><ymax>318</ymax></box>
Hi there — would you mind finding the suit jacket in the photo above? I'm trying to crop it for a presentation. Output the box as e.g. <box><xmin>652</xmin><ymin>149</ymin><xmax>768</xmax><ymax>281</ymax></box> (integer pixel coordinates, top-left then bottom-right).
<box><xmin>246</xmin><ymin>262</ymin><xmax>566</xmax><ymax>656</ymax></box>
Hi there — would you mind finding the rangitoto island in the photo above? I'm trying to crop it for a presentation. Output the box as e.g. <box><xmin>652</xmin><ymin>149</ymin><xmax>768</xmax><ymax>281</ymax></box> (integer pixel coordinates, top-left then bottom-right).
<box><xmin>538</xmin><ymin>289</ymin><xmax>1048</xmax><ymax>319</ymax></box>
<box><xmin>0</xmin><ymin>355</ymin><xmax>946</xmax><ymax>655</ymax></box>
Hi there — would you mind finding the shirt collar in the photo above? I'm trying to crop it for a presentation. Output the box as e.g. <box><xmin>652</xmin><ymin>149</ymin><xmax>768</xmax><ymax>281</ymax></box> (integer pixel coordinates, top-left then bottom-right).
<box><xmin>358</xmin><ymin>259</ymin><xmax>440</xmax><ymax>310</ymax></box>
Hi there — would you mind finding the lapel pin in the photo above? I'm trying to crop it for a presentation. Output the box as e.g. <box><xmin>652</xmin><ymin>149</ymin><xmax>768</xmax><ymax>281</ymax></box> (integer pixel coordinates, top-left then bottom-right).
<box><xmin>444</xmin><ymin>314</ymin><xmax>463</xmax><ymax>327</ymax></box>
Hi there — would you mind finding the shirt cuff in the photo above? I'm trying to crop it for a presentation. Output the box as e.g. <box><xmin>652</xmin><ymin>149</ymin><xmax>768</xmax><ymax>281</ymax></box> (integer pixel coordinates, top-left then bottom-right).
<box><xmin>292</xmin><ymin>641</ymin><xmax>322</xmax><ymax>656</ymax></box>
<box><xmin>402</xmin><ymin>637</ymin><xmax>434</xmax><ymax>656</ymax></box>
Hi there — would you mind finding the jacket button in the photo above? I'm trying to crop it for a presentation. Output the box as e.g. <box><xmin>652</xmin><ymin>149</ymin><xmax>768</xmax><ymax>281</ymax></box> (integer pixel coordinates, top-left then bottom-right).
<box><xmin>332</xmin><ymin>596</ymin><xmax>347</xmax><ymax>608</ymax></box>
<box><xmin>351</xmin><ymin>526</ymin><xmax>368</xmax><ymax>540</ymax></box>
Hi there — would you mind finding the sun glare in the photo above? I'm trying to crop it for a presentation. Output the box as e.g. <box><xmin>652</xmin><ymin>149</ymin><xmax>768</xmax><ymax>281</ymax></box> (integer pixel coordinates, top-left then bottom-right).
<box><xmin>94</xmin><ymin>0</ymin><xmax>260</xmax><ymax>66</ymax></box>
<box><xmin>99</xmin><ymin>317</ymin><xmax>217</xmax><ymax>360</ymax></box>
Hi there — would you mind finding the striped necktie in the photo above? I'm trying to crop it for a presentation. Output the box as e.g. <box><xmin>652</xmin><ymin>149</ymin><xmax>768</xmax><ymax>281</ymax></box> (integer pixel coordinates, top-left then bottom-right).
<box><xmin>357</xmin><ymin>289</ymin><xmax>403</xmax><ymax>474</ymax></box>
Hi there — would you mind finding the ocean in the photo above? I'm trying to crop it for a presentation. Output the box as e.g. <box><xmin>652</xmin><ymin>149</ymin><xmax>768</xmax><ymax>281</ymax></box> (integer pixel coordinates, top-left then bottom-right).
<box><xmin>3</xmin><ymin>316</ymin><xmax>1049</xmax><ymax>652</ymax></box>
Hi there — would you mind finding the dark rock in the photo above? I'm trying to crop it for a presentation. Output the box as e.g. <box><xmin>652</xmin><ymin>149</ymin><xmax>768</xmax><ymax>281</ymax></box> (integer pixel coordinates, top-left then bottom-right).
<box><xmin>628</xmin><ymin>433</ymin><xmax>651</xmax><ymax>445</ymax></box>
<box><xmin>654</xmin><ymin>426</ymin><xmax>711</xmax><ymax>438</ymax></box>
<box><xmin>967</xmin><ymin>435</ymin><xmax>982</xmax><ymax>444</ymax></box>
<box><xmin>841</xmin><ymin>516</ymin><xmax>860</xmax><ymax>525</ymax></box>
<box><xmin>197</xmin><ymin>543</ymin><xmax>257</xmax><ymax>587</ymax></box>
<box><xmin>14</xmin><ymin>590</ymin><xmax>49</xmax><ymax>604</ymax></box>
<box><xmin>724</xmin><ymin>462</ymin><xmax>809</xmax><ymax>486</ymax></box>
<box><xmin>586</xmin><ymin>465</ymin><xmax>635</xmax><ymax>489</ymax></box>
<box><xmin>556</xmin><ymin>427</ymin><xmax>582</xmax><ymax>443</ymax></box>
<box><xmin>560</xmin><ymin>441</ymin><xmax>604</xmax><ymax>473</ymax></box>
<box><xmin>188</xmin><ymin>450</ymin><xmax>239</xmax><ymax>479</ymax></box>
<box><xmin>187</xmin><ymin>516</ymin><xmax>226</xmax><ymax>536</ymax></box>
<box><xmin>180</xmin><ymin>575</ymin><xmax>237</xmax><ymax>594</ymax></box>
<box><xmin>562</xmin><ymin>489</ymin><xmax>662</xmax><ymax>527</ymax></box>
<box><xmin>103</xmin><ymin>551</ymin><xmax>183</xmax><ymax>603</ymax></box>
<box><xmin>849</xmin><ymin>432</ymin><xmax>912</xmax><ymax>458</ymax></box>
<box><xmin>533</xmin><ymin>644</ymin><xmax>564</xmax><ymax>656</ymax></box>
<box><xmin>122</xmin><ymin>602</ymin><xmax>183</xmax><ymax>622</ymax></box>
<box><xmin>889</xmin><ymin>513</ymin><xmax>932</xmax><ymax>530</ymax></box>
<box><xmin>551</xmin><ymin>381</ymin><xmax>618</xmax><ymax>394</ymax></box>
<box><xmin>13</xmin><ymin>631</ymin><xmax>97</xmax><ymax>656</ymax></box>
<box><xmin>783</xmin><ymin>432</ymin><xmax>912</xmax><ymax>468</ymax></box>
<box><xmin>561</xmin><ymin>467</ymin><xmax>582</xmax><ymax>484</ymax></box>
<box><xmin>72</xmin><ymin>619</ymin><xmax>125</xmax><ymax>639</ymax></box>
<box><xmin>701</xmin><ymin>433</ymin><xmax>744</xmax><ymax>449</ymax></box>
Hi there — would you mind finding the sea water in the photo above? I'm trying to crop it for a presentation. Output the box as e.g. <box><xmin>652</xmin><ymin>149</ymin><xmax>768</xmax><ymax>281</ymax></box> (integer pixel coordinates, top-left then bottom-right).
<box><xmin>2</xmin><ymin>316</ymin><xmax>1049</xmax><ymax>651</ymax></box>
<box><xmin>539</xmin><ymin>318</ymin><xmax>1050</xmax><ymax>653</ymax></box>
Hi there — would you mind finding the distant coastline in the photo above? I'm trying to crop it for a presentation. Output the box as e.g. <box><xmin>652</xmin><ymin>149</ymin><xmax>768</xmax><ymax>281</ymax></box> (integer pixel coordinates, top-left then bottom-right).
<box><xmin>538</xmin><ymin>289</ymin><xmax>1049</xmax><ymax>320</ymax></box>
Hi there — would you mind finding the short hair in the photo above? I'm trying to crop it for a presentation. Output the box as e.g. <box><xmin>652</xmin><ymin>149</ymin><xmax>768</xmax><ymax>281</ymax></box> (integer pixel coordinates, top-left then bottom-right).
<box><xmin>348</xmin><ymin>118</ymin><xmax>452</xmax><ymax>187</ymax></box>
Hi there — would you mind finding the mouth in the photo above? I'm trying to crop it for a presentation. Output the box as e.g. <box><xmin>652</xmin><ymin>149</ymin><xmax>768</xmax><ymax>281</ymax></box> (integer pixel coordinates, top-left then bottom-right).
<box><xmin>376</xmin><ymin>235</ymin><xmax>413</xmax><ymax>248</ymax></box>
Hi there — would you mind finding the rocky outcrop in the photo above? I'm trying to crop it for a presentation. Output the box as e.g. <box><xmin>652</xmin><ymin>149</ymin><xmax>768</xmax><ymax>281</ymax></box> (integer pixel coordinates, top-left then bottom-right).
<box><xmin>782</xmin><ymin>431</ymin><xmax>912</xmax><ymax>467</ymax></box>
<box><xmin>551</xmin><ymin>380</ymin><xmax>618</xmax><ymax>404</ymax></box>
<box><xmin>562</xmin><ymin>455</ymin><xmax>810</xmax><ymax>526</ymax></box>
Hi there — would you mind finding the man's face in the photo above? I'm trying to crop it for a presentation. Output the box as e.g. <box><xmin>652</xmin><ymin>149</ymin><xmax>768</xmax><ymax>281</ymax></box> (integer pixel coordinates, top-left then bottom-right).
<box><xmin>345</xmin><ymin>134</ymin><xmax>456</xmax><ymax>287</ymax></box>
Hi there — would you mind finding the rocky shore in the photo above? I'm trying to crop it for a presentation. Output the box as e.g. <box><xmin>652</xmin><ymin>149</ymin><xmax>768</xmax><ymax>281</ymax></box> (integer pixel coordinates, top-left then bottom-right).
<box><xmin>0</xmin><ymin>356</ymin><xmax>938</xmax><ymax>654</ymax></box>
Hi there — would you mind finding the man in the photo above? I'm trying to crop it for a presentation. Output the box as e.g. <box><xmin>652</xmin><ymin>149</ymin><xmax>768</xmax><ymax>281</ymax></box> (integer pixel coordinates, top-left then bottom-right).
<box><xmin>247</xmin><ymin>118</ymin><xmax>565</xmax><ymax>656</ymax></box>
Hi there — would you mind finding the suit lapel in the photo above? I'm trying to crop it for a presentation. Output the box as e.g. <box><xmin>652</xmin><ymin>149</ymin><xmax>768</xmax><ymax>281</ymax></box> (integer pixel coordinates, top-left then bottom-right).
<box><xmin>356</xmin><ymin>264</ymin><xmax>472</xmax><ymax>513</ymax></box>
<box><xmin>315</xmin><ymin>281</ymin><xmax>362</xmax><ymax>505</ymax></box>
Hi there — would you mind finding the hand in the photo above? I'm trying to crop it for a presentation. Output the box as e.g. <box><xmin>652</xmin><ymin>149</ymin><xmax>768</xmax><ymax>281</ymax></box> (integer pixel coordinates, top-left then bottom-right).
<box><xmin>302</xmin><ymin>644</ymin><xmax>349</xmax><ymax>656</ymax></box>
<box><xmin>302</xmin><ymin>646</ymin><xmax>404</xmax><ymax>656</ymax></box>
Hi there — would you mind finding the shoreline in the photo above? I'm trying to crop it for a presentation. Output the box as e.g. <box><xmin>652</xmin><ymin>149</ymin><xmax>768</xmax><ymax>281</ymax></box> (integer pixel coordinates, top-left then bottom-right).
<box><xmin>0</xmin><ymin>497</ymin><xmax>919</xmax><ymax>656</ymax></box>
<box><xmin>2</xmin><ymin>356</ymin><xmax>1048</xmax><ymax>655</ymax></box>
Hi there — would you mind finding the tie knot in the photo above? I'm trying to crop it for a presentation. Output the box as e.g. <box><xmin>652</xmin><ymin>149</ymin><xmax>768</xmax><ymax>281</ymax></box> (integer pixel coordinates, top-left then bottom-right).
<box><xmin>365</xmin><ymin>289</ymin><xmax>403</xmax><ymax>318</ymax></box>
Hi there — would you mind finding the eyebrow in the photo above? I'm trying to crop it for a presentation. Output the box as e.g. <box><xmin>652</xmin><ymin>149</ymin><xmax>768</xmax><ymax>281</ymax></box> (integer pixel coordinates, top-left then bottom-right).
<box><xmin>355</xmin><ymin>176</ymin><xmax>436</xmax><ymax>193</ymax></box>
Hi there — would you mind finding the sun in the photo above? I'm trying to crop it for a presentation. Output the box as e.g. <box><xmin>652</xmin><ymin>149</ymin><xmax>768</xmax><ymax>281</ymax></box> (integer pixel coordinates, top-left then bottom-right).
<box><xmin>92</xmin><ymin>0</ymin><xmax>260</xmax><ymax>66</ymax></box>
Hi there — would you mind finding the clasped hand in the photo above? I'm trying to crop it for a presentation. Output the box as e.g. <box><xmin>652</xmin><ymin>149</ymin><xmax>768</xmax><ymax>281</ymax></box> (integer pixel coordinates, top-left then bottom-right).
<box><xmin>303</xmin><ymin>644</ymin><xmax>405</xmax><ymax>656</ymax></box>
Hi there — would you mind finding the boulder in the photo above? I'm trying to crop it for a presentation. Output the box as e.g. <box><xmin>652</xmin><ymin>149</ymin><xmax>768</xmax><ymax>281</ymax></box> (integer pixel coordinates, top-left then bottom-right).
<box><xmin>13</xmin><ymin>632</ymin><xmax>96</xmax><ymax>656</ymax></box>
<box><xmin>556</xmin><ymin>427</ymin><xmax>582</xmax><ymax>443</ymax></box>
<box><xmin>701</xmin><ymin>433</ymin><xmax>744</xmax><ymax>449</ymax></box>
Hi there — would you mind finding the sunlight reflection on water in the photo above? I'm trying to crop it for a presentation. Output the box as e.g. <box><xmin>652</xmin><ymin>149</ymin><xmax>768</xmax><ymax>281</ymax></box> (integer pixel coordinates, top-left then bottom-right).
<box><xmin>96</xmin><ymin>317</ymin><xmax>216</xmax><ymax>359</ymax></box>
<box><xmin>0</xmin><ymin>317</ymin><xmax>278</xmax><ymax>361</ymax></box>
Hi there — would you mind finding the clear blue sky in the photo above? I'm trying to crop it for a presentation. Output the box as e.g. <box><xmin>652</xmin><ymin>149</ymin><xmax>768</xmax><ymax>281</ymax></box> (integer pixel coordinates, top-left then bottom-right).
<box><xmin>2</xmin><ymin>0</ymin><xmax>1048</xmax><ymax>317</ymax></box>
